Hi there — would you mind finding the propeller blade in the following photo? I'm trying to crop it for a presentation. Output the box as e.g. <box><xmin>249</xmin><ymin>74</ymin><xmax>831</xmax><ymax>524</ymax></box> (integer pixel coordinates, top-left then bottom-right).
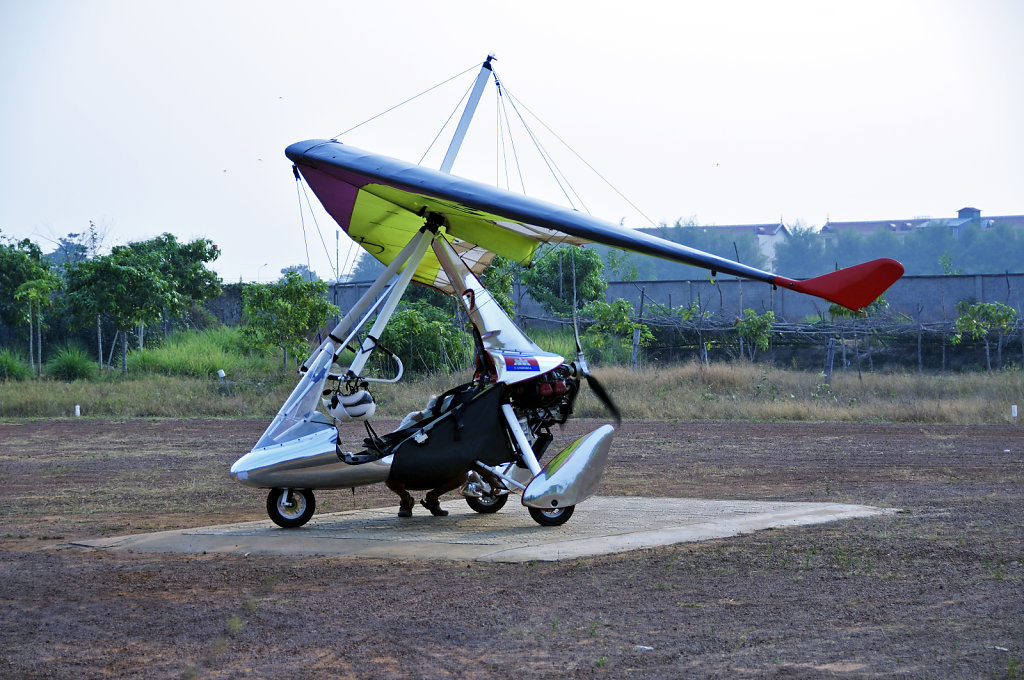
<box><xmin>586</xmin><ymin>374</ymin><xmax>621</xmax><ymax>425</ymax></box>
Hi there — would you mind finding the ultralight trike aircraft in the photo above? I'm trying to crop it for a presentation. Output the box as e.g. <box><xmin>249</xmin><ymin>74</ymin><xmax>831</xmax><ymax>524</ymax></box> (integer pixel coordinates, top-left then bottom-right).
<box><xmin>230</xmin><ymin>58</ymin><xmax>904</xmax><ymax>527</ymax></box>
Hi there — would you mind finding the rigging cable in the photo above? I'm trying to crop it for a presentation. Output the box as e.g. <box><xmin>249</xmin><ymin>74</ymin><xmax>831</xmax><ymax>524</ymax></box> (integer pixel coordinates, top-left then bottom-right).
<box><xmin>502</xmin><ymin>86</ymin><xmax>658</xmax><ymax>229</ymax></box>
<box><xmin>293</xmin><ymin>166</ymin><xmax>313</xmax><ymax>280</ymax></box>
<box><xmin>293</xmin><ymin>165</ymin><xmax>341</xmax><ymax>282</ymax></box>
<box><xmin>495</xmin><ymin>80</ymin><xmax>527</xmax><ymax>196</ymax></box>
<box><xmin>495</xmin><ymin>78</ymin><xmax>510</xmax><ymax>191</ymax></box>
<box><xmin>418</xmin><ymin>76</ymin><xmax>476</xmax><ymax>166</ymax></box>
<box><xmin>493</xmin><ymin>81</ymin><xmax>574</xmax><ymax>254</ymax></box>
<box><xmin>331</xmin><ymin>62</ymin><xmax>480</xmax><ymax>141</ymax></box>
<box><xmin>301</xmin><ymin>180</ymin><xmax>341</xmax><ymax>281</ymax></box>
<box><xmin>506</xmin><ymin>91</ymin><xmax>588</xmax><ymax>214</ymax></box>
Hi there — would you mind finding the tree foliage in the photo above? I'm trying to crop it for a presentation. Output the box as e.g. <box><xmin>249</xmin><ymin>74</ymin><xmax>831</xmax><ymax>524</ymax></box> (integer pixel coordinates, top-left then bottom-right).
<box><xmin>242</xmin><ymin>270</ymin><xmax>339</xmax><ymax>368</ymax></box>
<box><xmin>57</xmin><ymin>233</ymin><xmax>222</xmax><ymax>371</ymax></box>
<box><xmin>378</xmin><ymin>300</ymin><xmax>468</xmax><ymax>374</ymax></box>
<box><xmin>14</xmin><ymin>269</ymin><xmax>60</xmax><ymax>375</ymax></box>
<box><xmin>127</xmin><ymin>233</ymin><xmax>221</xmax><ymax>315</ymax></box>
<box><xmin>281</xmin><ymin>264</ymin><xmax>321</xmax><ymax>282</ymax></box>
<box><xmin>580</xmin><ymin>298</ymin><xmax>653</xmax><ymax>364</ymax></box>
<box><xmin>951</xmin><ymin>300</ymin><xmax>1018</xmax><ymax>371</ymax></box>
<box><xmin>0</xmin><ymin>233</ymin><xmax>48</xmax><ymax>328</ymax></box>
<box><xmin>65</xmin><ymin>247</ymin><xmax>177</xmax><ymax>371</ymax></box>
<box><xmin>734</xmin><ymin>308</ymin><xmax>775</xmax><ymax>361</ymax></box>
<box><xmin>789</xmin><ymin>222</ymin><xmax>1024</xmax><ymax>278</ymax></box>
<box><xmin>773</xmin><ymin>224</ymin><xmax>826</xmax><ymax>278</ymax></box>
<box><xmin>482</xmin><ymin>255</ymin><xmax>521</xmax><ymax>318</ymax></box>
<box><xmin>522</xmin><ymin>246</ymin><xmax>606</xmax><ymax>315</ymax></box>
<box><xmin>347</xmin><ymin>252</ymin><xmax>386</xmax><ymax>282</ymax></box>
<box><xmin>67</xmin><ymin>247</ymin><xmax>175</xmax><ymax>333</ymax></box>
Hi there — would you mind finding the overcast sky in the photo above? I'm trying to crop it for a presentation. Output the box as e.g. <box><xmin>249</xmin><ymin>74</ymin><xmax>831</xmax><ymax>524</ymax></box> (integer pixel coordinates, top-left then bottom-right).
<box><xmin>2</xmin><ymin>0</ymin><xmax>1022</xmax><ymax>282</ymax></box>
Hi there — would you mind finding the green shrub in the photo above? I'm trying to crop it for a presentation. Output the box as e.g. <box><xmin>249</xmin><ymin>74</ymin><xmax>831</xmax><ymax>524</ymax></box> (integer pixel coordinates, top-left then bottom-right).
<box><xmin>0</xmin><ymin>348</ymin><xmax>31</xmax><ymax>381</ymax></box>
<box><xmin>378</xmin><ymin>301</ymin><xmax>470</xmax><ymax>374</ymax></box>
<box><xmin>46</xmin><ymin>345</ymin><xmax>96</xmax><ymax>381</ymax></box>
<box><xmin>127</xmin><ymin>326</ymin><xmax>279</xmax><ymax>379</ymax></box>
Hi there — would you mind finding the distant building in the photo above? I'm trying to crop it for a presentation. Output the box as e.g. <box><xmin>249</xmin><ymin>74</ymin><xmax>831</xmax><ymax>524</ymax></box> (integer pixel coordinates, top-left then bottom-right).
<box><xmin>640</xmin><ymin>221</ymin><xmax>790</xmax><ymax>269</ymax></box>
<box><xmin>820</xmin><ymin>207</ymin><xmax>1024</xmax><ymax>243</ymax></box>
<box><xmin>639</xmin><ymin>208</ymin><xmax>1023</xmax><ymax>273</ymax></box>
<box><xmin>699</xmin><ymin>222</ymin><xmax>791</xmax><ymax>267</ymax></box>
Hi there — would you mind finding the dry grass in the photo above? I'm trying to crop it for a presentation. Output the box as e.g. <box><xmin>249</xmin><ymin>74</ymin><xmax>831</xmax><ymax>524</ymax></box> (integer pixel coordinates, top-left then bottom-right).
<box><xmin>373</xmin><ymin>362</ymin><xmax>1023</xmax><ymax>424</ymax></box>
<box><xmin>0</xmin><ymin>374</ymin><xmax>295</xmax><ymax>418</ymax></box>
<box><xmin>1</xmin><ymin>362</ymin><xmax>1020</xmax><ymax>423</ymax></box>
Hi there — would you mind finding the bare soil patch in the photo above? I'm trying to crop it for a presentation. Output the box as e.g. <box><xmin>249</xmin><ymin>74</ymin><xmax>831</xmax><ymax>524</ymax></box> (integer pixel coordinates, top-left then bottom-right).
<box><xmin>2</xmin><ymin>418</ymin><xmax>1022</xmax><ymax>678</ymax></box>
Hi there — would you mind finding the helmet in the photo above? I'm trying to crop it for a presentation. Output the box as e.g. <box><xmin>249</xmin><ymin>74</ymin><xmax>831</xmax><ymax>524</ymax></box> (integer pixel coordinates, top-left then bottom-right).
<box><xmin>323</xmin><ymin>389</ymin><xmax>376</xmax><ymax>421</ymax></box>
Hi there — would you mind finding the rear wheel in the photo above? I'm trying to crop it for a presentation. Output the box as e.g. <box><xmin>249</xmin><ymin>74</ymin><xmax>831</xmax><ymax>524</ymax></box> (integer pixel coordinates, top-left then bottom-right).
<box><xmin>266</xmin><ymin>488</ymin><xmax>316</xmax><ymax>528</ymax></box>
<box><xmin>466</xmin><ymin>493</ymin><xmax>508</xmax><ymax>514</ymax></box>
<box><xmin>528</xmin><ymin>504</ymin><xmax>574</xmax><ymax>526</ymax></box>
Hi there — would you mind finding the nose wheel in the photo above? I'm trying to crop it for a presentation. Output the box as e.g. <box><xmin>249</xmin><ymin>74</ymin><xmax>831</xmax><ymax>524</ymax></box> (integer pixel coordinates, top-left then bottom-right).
<box><xmin>266</xmin><ymin>488</ymin><xmax>316</xmax><ymax>528</ymax></box>
<box><xmin>528</xmin><ymin>504</ymin><xmax>574</xmax><ymax>526</ymax></box>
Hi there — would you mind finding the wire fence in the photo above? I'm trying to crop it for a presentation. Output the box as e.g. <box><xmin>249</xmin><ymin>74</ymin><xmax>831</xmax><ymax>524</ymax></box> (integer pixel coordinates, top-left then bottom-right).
<box><xmin>519</xmin><ymin>312</ymin><xmax>1024</xmax><ymax>374</ymax></box>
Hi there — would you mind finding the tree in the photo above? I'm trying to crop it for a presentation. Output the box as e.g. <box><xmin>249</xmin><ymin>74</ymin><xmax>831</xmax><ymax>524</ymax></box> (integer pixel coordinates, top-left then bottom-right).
<box><xmin>773</xmin><ymin>224</ymin><xmax>824</xmax><ymax>278</ymax></box>
<box><xmin>281</xmin><ymin>264</ymin><xmax>320</xmax><ymax>282</ymax></box>
<box><xmin>0</xmin><ymin>233</ymin><xmax>46</xmax><ymax>328</ymax></box>
<box><xmin>14</xmin><ymin>270</ymin><xmax>60</xmax><ymax>376</ymax></box>
<box><xmin>951</xmin><ymin>300</ymin><xmax>1019</xmax><ymax>371</ymax></box>
<box><xmin>127</xmin><ymin>233</ymin><xmax>221</xmax><ymax>334</ymax></box>
<box><xmin>378</xmin><ymin>300</ymin><xmax>467</xmax><ymax>374</ymax></box>
<box><xmin>242</xmin><ymin>270</ymin><xmax>339</xmax><ymax>369</ymax></box>
<box><xmin>734</xmin><ymin>309</ymin><xmax>775</xmax><ymax>361</ymax></box>
<box><xmin>346</xmin><ymin>253</ymin><xmax>385</xmax><ymax>282</ymax></box>
<box><xmin>580</xmin><ymin>298</ymin><xmax>653</xmax><ymax>365</ymax></box>
<box><xmin>604</xmin><ymin>248</ymin><xmax>639</xmax><ymax>282</ymax></box>
<box><xmin>66</xmin><ymin>247</ymin><xmax>177</xmax><ymax>372</ymax></box>
<box><xmin>1</xmin><ymin>234</ymin><xmax>59</xmax><ymax>374</ymax></box>
<box><xmin>522</xmin><ymin>245</ymin><xmax>606</xmax><ymax>316</ymax></box>
<box><xmin>482</xmin><ymin>255</ymin><xmax>521</xmax><ymax>318</ymax></box>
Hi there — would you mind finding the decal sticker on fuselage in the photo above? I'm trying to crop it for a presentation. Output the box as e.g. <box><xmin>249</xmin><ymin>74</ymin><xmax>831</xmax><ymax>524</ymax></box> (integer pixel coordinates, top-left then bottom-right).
<box><xmin>503</xmin><ymin>355</ymin><xmax>540</xmax><ymax>372</ymax></box>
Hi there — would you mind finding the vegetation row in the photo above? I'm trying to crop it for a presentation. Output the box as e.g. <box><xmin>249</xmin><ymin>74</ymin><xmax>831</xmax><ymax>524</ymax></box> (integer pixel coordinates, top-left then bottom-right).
<box><xmin>1</xmin><ymin>226</ymin><xmax>1021</xmax><ymax>423</ymax></box>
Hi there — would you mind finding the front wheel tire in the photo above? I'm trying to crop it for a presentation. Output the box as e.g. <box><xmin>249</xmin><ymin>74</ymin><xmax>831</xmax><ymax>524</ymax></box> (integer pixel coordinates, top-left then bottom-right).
<box><xmin>266</xmin><ymin>488</ymin><xmax>316</xmax><ymax>528</ymax></box>
<box><xmin>528</xmin><ymin>504</ymin><xmax>575</xmax><ymax>526</ymax></box>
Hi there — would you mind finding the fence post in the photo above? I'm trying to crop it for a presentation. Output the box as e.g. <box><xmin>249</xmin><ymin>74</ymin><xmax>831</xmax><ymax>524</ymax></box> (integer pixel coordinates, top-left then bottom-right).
<box><xmin>630</xmin><ymin>286</ymin><xmax>646</xmax><ymax>371</ymax></box>
<box><xmin>824</xmin><ymin>337</ymin><xmax>836</xmax><ymax>384</ymax></box>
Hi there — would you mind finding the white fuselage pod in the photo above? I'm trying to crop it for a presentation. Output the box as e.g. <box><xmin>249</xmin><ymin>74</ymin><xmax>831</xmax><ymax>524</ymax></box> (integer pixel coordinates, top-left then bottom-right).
<box><xmin>230</xmin><ymin>425</ymin><xmax>391</xmax><ymax>490</ymax></box>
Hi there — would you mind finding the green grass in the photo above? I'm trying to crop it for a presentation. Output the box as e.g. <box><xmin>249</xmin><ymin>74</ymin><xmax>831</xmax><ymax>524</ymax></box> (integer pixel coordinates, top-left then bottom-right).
<box><xmin>0</xmin><ymin>348</ymin><xmax>31</xmax><ymax>381</ymax></box>
<box><xmin>46</xmin><ymin>345</ymin><xmax>95</xmax><ymax>381</ymax></box>
<box><xmin>0</xmin><ymin>372</ymin><xmax>294</xmax><ymax>417</ymax></box>
<box><xmin>127</xmin><ymin>327</ymin><xmax>280</xmax><ymax>379</ymax></box>
<box><xmin>528</xmin><ymin>326</ymin><xmax>578</xmax><ymax>358</ymax></box>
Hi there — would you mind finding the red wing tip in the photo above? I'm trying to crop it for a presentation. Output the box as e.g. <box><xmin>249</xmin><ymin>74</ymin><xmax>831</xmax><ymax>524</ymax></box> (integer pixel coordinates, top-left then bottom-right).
<box><xmin>774</xmin><ymin>259</ymin><xmax>904</xmax><ymax>311</ymax></box>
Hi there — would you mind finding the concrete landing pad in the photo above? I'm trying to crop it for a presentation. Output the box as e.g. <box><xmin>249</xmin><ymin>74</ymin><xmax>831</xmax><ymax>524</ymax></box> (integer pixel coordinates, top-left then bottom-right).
<box><xmin>72</xmin><ymin>496</ymin><xmax>894</xmax><ymax>563</ymax></box>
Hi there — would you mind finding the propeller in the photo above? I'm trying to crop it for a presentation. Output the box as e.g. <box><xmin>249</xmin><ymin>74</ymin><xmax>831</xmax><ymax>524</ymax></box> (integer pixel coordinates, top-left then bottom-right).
<box><xmin>572</xmin><ymin>312</ymin><xmax>622</xmax><ymax>425</ymax></box>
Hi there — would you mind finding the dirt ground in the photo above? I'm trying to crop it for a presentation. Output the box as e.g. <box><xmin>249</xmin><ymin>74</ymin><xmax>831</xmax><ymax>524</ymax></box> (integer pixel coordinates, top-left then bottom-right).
<box><xmin>1</xmin><ymin>417</ymin><xmax>1022</xmax><ymax>679</ymax></box>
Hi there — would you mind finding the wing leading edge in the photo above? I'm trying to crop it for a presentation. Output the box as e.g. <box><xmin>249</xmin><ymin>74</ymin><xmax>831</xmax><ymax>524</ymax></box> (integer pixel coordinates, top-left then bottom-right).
<box><xmin>287</xmin><ymin>139</ymin><xmax>903</xmax><ymax>310</ymax></box>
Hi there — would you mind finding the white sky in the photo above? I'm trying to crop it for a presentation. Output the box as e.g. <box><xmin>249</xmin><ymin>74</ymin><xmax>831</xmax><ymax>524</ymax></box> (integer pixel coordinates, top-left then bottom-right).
<box><xmin>2</xmin><ymin>0</ymin><xmax>1022</xmax><ymax>282</ymax></box>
